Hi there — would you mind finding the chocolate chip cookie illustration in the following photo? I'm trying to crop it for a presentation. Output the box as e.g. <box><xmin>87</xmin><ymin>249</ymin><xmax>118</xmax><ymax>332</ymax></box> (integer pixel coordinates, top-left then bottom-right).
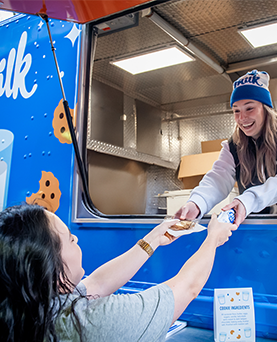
<box><xmin>52</xmin><ymin>99</ymin><xmax>75</xmax><ymax>144</ymax></box>
<box><xmin>26</xmin><ymin>171</ymin><xmax>61</xmax><ymax>212</ymax></box>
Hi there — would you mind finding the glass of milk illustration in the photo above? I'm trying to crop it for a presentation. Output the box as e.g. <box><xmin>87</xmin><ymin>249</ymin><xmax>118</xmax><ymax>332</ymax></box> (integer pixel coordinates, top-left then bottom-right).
<box><xmin>244</xmin><ymin>327</ymin><xmax>251</xmax><ymax>338</ymax></box>
<box><xmin>0</xmin><ymin>130</ymin><xmax>14</xmax><ymax>211</ymax></box>
<box><xmin>219</xmin><ymin>332</ymin><xmax>227</xmax><ymax>342</ymax></box>
<box><xmin>242</xmin><ymin>291</ymin><xmax>249</xmax><ymax>301</ymax></box>
<box><xmin>218</xmin><ymin>294</ymin><xmax>225</xmax><ymax>305</ymax></box>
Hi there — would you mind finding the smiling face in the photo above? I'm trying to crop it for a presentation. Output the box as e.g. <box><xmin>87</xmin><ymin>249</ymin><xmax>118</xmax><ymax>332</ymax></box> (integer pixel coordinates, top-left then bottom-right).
<box><xmin>232</xmin><ymin>99</ymin><xmax>266</xmax><ymax>140</ymax></box>
<box><xmin>47</xmin><ymin>211</ymin><xmax>84</xmax><ymax>286</ymax></box>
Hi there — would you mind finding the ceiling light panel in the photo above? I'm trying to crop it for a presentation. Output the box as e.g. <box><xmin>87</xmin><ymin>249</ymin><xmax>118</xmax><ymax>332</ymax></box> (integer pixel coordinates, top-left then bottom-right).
<box><xmin>110</xmin><ymin>46</ymin><xmax>194</xmax><ymax>74</ymax></box>
<box><xmin>239</xmin><ymin>22</ymin><xmax>277</xmax><ymax>48</ymax></box>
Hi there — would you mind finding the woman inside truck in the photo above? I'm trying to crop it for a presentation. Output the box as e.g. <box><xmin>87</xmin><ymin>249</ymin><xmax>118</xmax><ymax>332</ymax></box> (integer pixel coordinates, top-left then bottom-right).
<box><xmin>0</xmin><ymin>203</ymin><xmax>237</xmax><ymax>342</ymax></box>
<box><xmin>175</xmin><ymin>69</ymin><xmax>277</xmax><ymax>227</ymax></box>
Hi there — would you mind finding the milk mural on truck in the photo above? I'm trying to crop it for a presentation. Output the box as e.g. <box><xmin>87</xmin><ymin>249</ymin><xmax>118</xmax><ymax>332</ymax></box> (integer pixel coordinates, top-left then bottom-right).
<box><xmin>0</xmin><ymin>14</ymin><xmax>81</xmax><ymax>221</ymax></box>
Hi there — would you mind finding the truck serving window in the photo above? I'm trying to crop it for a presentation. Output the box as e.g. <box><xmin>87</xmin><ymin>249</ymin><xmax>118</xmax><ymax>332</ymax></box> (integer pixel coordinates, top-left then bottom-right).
<box><xmin>73</xmin><ymin>0</ymin><xmax>277</xmax><ymax>223</ymax></box>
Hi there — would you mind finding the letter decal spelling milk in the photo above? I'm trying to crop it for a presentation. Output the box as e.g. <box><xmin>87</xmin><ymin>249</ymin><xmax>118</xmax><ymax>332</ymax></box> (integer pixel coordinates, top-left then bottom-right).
<box><xmin>0</xmin><ymin>31</ymin><xmax>38</xmax><ymax>99</ymax></box>
<box><xmin>0</xmin><ymin>15</ymin><xmax>81</xmax><ymax>221</ymax></box>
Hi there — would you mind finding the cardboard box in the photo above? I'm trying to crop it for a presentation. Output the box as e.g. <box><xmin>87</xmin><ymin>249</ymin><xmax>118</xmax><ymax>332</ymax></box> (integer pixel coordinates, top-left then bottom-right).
<box><xmin>178</xmin><ymin>151</ymin><xmax>220</xmax><ymax>189</ymax></box>
<box><xmin>201</xmin><ymin>139</ymin><xmax>226</xmax><ymax>153</ymax></box>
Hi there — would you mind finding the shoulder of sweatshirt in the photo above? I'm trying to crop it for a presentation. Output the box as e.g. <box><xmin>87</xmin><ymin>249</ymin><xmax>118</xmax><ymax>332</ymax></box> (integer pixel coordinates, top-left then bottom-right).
<box><xmin>216</xmin><ymin>139</ymin><xmax>236</xmax><ymax>167</ymax></box>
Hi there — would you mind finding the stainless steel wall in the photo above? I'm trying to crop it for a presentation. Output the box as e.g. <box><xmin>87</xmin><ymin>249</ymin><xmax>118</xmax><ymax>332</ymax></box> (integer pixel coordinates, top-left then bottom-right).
<box><xmin>87</xmin><ymin>79</ymin><xmax>238</xmax><ymax>214</ymax></box>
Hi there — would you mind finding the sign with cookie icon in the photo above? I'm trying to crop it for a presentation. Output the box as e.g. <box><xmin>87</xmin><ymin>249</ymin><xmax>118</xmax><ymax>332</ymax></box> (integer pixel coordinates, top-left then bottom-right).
<box><xmin>26</xmin><ymin>171</ymin><xmax>61</xmax><ymax>213</ymax></box>
<box><xmin>214</xmin><ymin>288</ymin><xmax>255</xmax><ymax>342</ymax></box>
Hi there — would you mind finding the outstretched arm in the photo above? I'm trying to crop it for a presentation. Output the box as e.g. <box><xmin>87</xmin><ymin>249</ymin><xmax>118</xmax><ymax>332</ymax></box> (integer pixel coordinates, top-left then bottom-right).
<box><xmin>82</xmin><ymin>219</ymin><xmax>179</xmax><ymax>297</ymax></box>
<box><xmin>221</xmin><ymin>174</ymin><xmax>277</xmax><ymax>226</ymax></box>
<box><xmin>164</xmin><ymin>214</ymin><xmax>237</xmax><ymax>323</ymax></box>
<box><xmin>233</xmin><ymin>175</ymin><xmax>277</xmax><ymax>217</ymax></box>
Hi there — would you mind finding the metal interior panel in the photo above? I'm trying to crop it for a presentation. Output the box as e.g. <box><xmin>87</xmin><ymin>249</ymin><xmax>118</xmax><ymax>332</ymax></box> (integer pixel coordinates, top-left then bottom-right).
<box><xmin>160</xmin><ymin>117</ymin><xmax>181</xmax><ymax>165</ymax></box>
<box><xmin>87</xmin><ymin>150</ymin><xmax>148</xmax><ymax>214</ymax></box>
<box><xmin>123</xmin><ymin>95</ymin><xmax>137</xmax><ymax>149</ymax></box>
<box><xmin>89</xmin><ymin>79</ymin><xmax>124</xmax><ymax>146</ymax></box>
<box><xmin>136</xmin><ymin>99</ymin><xmax>162</xmax><ymax>156</ymax></box>
<box><xmin>145</xmin><ymin>165</ymin><xmax>183</xmax><ymax>214</ymax></box>
<box><xmin>179</xmin><ymin>111</ymin><xmax>235</xmax><ymax>156</ymax></box>
<box><xmin>87</xmin><ymin>139</ymin><xmax>176</xmax><ymax>168</ymax></box>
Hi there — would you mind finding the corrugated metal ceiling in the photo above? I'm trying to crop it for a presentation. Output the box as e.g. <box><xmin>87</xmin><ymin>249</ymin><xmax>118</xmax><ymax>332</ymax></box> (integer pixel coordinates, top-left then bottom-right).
<box><xmin>93</xmin><ymin>0</ymin><xmax>277</xmax><ymax>113</ymax></box>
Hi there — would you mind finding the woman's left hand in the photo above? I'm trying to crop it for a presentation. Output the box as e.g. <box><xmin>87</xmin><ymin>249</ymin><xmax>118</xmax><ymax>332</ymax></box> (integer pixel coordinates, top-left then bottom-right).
<box><xmin>221</xmin><ymin>199</ymin><xmax>246</xmax><ymax>226</ymax></box>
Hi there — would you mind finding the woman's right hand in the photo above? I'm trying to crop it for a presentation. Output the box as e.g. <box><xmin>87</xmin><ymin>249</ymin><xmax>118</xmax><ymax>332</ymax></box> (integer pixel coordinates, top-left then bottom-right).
<box><xmin>221</xmin><ymin>199</ymin><xmax>246</xmax><ymax>226</ymax></box>
<box><xmin>174</xmin><ymin>201</ymin><xmax>200</xmax><ymax>220</ymax></box>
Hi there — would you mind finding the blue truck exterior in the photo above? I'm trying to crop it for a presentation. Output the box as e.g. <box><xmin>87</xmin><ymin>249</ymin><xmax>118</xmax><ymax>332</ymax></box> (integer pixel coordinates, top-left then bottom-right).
<box><xmin>0</xmin><ymin>13</ymin><xmax>80</xmax><ymax>223</ymax></box>
<box><xmin>1</xmin><ymin>13</ymin><xmax>277</xmax><ymax>340</ymax></box>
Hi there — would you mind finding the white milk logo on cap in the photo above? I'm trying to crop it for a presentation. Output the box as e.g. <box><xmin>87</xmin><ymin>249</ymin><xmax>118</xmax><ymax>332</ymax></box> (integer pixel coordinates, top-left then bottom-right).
<box><xmin>234</xmin><ymin>70</ymin><xmax>268</xmax><ymax>89</ymax></box>
<box><xmin>230</xmin><ymin>69</ymin><xmax>273</xmax><ymax>108</ymax></box>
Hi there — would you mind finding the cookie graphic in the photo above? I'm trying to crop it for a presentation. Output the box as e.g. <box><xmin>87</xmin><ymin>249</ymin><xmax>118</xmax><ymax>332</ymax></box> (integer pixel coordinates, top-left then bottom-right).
<box><xmin>237</xmin><ymin>334</ymin><xmax>241</xmax><ymax>339</ymax></box>
<box><xmin>52</xmin><ymin>99</ymin><xmax>75</xmax><ymax>144</ymax></box>
<box><xmin>26</xmin><ymin>171</ymin><xmax>61</xmax><ymax>212</ymax></box>
<box><xmin>230</xmin><ymin>330</ymin><xmax>235</xmax><ymax>335</ymax></box>
<box><xmin>230</xmin><ymin>298</ymin><xmax>234</xmax><ymax>302</ymax></box>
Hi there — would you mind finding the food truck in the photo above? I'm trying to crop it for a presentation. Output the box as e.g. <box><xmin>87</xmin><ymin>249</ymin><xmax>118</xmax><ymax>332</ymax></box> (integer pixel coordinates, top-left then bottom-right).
<box><xmin>1</xmin><ymin>0</ymin><xmax>277</xmax><ymax>340</ymax></box>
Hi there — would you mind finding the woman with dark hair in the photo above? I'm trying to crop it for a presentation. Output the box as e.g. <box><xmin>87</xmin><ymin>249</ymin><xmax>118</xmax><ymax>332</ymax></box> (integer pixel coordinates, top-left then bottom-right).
<box><xmin>175</xmin><ymin>70</ymin><xmax>277</xmax><ymax>226</ymax></box>
<box><xmin>0</xmin><ymin>203</ymin><xmax>236</xmax><ymax>342</ymax></box>
<box><xmin>0</xmin><ymin>205</ymin><xmax>76</xmax><ymax>342</ymax></box>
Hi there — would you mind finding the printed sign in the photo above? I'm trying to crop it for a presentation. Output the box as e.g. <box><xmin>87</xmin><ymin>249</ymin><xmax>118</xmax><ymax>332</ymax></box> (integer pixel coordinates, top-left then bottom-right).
<box><xmin>214</xmin><ymin>288</ymin><xmax>255</xmax><ymax>342</ymax></box>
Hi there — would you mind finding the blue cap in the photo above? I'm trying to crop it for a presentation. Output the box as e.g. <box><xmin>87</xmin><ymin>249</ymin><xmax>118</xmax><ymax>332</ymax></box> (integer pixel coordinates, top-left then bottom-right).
<box><xmin>230</xmin><ymin>70</ymin><xmax>273</xmax><ymax>108</ymax></box>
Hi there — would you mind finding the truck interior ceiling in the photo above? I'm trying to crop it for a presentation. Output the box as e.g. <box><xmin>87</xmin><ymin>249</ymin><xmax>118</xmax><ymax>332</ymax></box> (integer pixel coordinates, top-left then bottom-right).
<box><xmin>81</xmin><ymin>0</ymin><xmax>277</xmax><ymax>218</ymax></box>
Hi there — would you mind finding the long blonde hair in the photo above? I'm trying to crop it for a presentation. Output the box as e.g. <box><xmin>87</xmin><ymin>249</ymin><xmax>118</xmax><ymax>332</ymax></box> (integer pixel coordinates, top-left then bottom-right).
<box><xmin>233</xmin><ymin>105</ymin><xmax>277</xmax><ymax>188</ymax></box>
